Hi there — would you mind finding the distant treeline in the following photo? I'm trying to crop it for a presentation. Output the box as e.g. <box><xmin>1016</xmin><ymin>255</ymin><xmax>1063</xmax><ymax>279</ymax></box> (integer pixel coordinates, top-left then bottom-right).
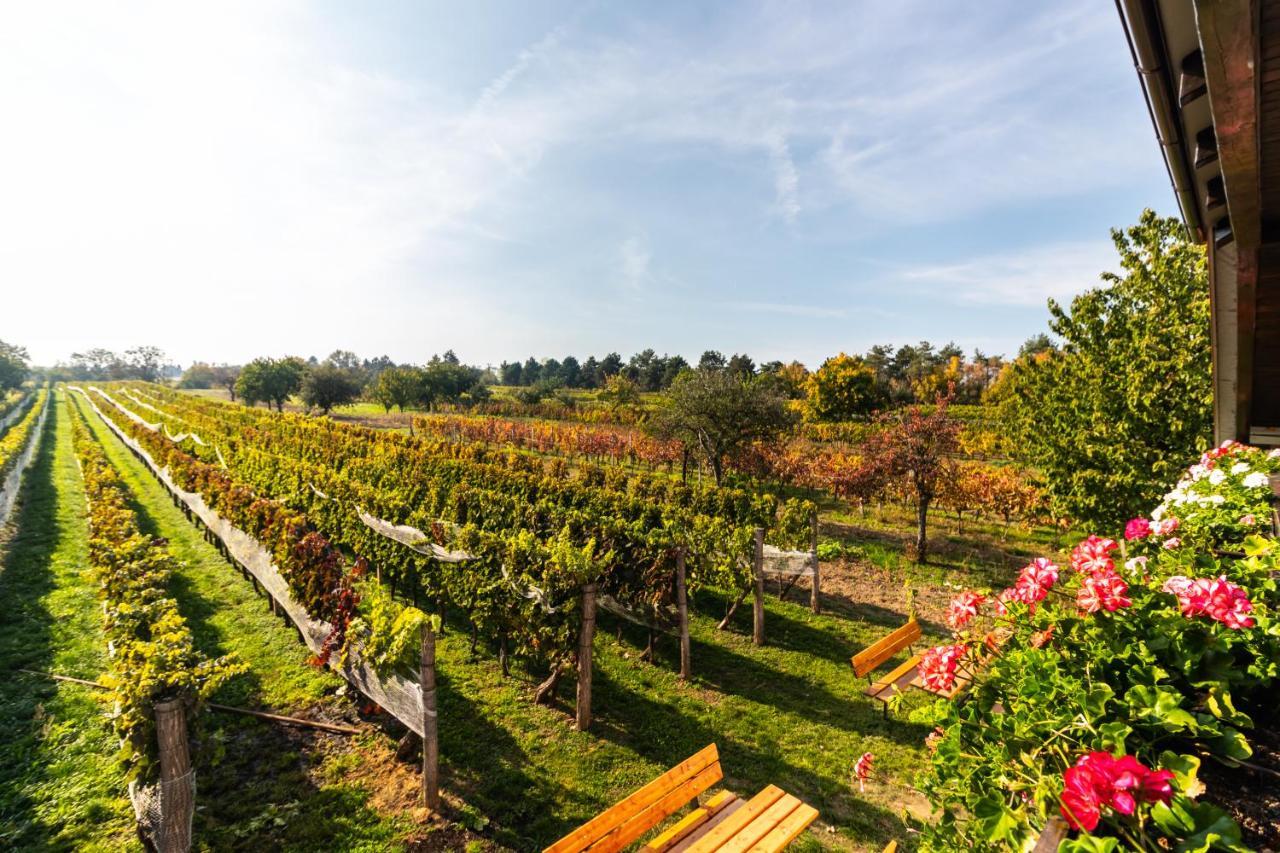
<box><xmin>499</xmin><ymin>338</ymin><xmax>1054</xmax><ymax>403</ymax></box>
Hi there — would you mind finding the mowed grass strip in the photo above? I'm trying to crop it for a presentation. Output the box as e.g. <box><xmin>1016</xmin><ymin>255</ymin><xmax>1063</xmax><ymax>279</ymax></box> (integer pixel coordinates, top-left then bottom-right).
<box><xmin>74</xmin><ymin>392</ymin><xmax>414</xmax><ymax>851</ymax></box>
<box><xmin>0</xmin><ymin>392</ymin><xmax>139</xmax><ymax>851</ymax></box>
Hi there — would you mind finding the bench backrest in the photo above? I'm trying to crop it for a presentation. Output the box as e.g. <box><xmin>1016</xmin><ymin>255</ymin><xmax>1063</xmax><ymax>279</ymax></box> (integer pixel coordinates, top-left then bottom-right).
<box><xmin>851</xmin><ymin>619</ymin><xmax>921</xmax><ymax>678</ymax></box>
<box><xmin>544</xmin><ymin>744</ymin><xmax>723</xmax><ymax>853</ymax></box>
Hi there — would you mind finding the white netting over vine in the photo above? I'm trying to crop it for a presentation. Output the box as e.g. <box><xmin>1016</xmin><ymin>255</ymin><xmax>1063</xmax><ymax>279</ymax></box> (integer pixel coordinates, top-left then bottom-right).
<box><xmin>129</xmin><ymin>771</ymin><xmax>194</xmax><ymax>853</ymax></box>
<box><xmin>355</xmin><ymin>508</ymin><xmax>473</xmax><ymax>562</ymax></box>
<box><xmin>77</xmin><ymin>389</ymin><xmax>431</xmax><ymax>737</ymax></box>
<box><xmin>761</xmin><ymin>544</ymin><xmax>817</xmax><ymax>577</ymax></box>
<box><xmin>0</xmin><ymin>393</ymin><xmax>48</xmax><ymax>527</ymax></box>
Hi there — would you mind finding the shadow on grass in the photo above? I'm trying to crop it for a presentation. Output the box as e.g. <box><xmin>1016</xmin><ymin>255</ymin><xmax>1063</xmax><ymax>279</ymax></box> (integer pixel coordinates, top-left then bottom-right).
<box><xmin>0</xmin><ymin>398</ymin><xmax>136</xmax><ymax>849</ymax></box>
<box><xmin>581</xmin><ymin>664</ymin><xmax>917</xmax><ymax>851</ymax></box>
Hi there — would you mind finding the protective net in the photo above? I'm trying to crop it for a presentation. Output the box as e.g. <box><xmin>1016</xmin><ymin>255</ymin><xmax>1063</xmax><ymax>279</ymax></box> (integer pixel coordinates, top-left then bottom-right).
<box><xmin>129</xmin><ymin>770</ymin><xmax>195</xmax><ymax>853</ymax></box>
<box><xmin>78</xmin><ymin>389</ymin><xmax>431</xmax><ymax>737</ymax></box>
<box><xmin>761</xmin><ymin>544</ymin><xmax>817</xmax><ymax>577</ymax></box>
<box><xmin>596</xmin><ymin>594</ymin><xmax>677</xmax><ymax>633</ymax></box>
<box><xmin>0</xmin><ymin>393</ymin><xmax>48</xmax><ymax>527</ymax></box>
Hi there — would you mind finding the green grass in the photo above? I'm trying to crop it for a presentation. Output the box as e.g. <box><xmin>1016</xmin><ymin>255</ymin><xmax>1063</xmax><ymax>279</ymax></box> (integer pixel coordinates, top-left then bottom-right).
<box><xmin>72</xmin><ymin>391</ymin><xmax>415</xmax><ymax>851</ymax></box>
<box><xmin>0</xmin><ymin>392</ymin><xmax>139</xmax><ymax>851</ymax></box>
<box><xmin>429</xmin><ymin>589</ymin><xmax>936</xmax><ymax>851</ymax></box>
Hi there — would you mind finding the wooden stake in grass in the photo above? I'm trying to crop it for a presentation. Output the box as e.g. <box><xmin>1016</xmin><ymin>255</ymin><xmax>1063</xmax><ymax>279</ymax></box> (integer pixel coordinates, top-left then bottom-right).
<box><xmin>576</xmin><ymin>583</ymin><xmax>597</xmax><ymax>731</ymax></box>
<box><xmin>421</xmin><ymin>622</ymin><xmax>440</xmax><ymax>812</ymax></box>
<box><xmin>752</xmin><ymin>527</ymin><xmax>765</xmax><ymax>647</ymax></box>
<box><xmin>810</xmin><ymin>512</ymin><xmax>821</xmax><ymax>615</ymax></box>
<box><xmin>154</xmin><ymin>698</ymin><xmax>194</xmax><ymax>853</ymax></box>
<box><xmin>675</xmin><ymin>549</ymin><xmax>691</xmax><ymax>681</ymax></box>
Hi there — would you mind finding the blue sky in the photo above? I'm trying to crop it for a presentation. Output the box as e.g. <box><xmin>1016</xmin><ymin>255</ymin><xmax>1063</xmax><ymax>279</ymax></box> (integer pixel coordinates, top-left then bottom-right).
<box><xmin>0</xmin><ymin>1</ymin><xmax>1173</xmax><ymax>368</ymax></box>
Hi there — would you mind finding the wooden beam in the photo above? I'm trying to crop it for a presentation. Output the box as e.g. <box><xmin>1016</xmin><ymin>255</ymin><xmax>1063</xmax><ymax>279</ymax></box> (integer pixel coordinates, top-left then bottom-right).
<box><xmin>1196</xmin><ymin>0</ymin><xmax>1262</xmax><ymax>248</ymax></box>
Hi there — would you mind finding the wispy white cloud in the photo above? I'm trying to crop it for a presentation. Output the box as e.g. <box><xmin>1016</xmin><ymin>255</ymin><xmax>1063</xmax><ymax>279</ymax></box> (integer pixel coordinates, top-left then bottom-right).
<box><xmin>619</xmin><ymin>235</ymin><xmax>652</xmax><ymax>293</ymax></box>
<box><xmin>896</xmin><ymin>241</ymin><xmax>1117</xmax><ymax>306</ymax></box>
<box><xmin>730</xmin><ymin>301</ymin><xmax>845</xmax><ymax>319</ymax></box>
<box><xmin>472</xmin><ymin>23</ymin><xmax>570</xmax><ymax>116</ymax></box>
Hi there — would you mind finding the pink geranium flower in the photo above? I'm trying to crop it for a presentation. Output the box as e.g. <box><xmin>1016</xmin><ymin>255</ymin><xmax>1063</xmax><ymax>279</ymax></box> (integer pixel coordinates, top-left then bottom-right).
<box><xmin>946</xmin><ymin>591</ymin><xmax>986</xmax><ymax>631</ymax></box>
<box><xmin>1163</xmin><ymin>575</ymin><xmax>1255</xmax><ymax>629</ymax></box>
<box><xmin>1152</xmin><ymin>518</ymin><xmax>1180</xmax><ymax>537</ymax></box>
<box><xmin>1124</xmin><ymin>518</ymin><xmax>1152</xmax><ymax>540</ymax></box>
<box><xmin>919</xmin><ymin>644</ymin><xmax>966</xmax><ymax>693</ymax></box>
<box><xmin>1071</xmin><ymin>536</ymin><xmax>1117</xmax><ymax>575</ymax></box>
<box><xmin>1059</xmin><ymin>751</ymin><xmax>1175</xmax><ymax>830</ymax></box>
<box><xmin>1077</xmin><ymin>569</ymin><xmax>1131</xmax><ymax>614</ymax></box>
<box><xmin>853</xmin><ymin>752</ymin><xmax>874</xmax><ymax>792</ymax></box>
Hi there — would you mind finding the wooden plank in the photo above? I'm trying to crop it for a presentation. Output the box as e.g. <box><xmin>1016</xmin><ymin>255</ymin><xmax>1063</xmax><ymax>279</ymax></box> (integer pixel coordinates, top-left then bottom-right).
<box><xmin>642</xmin><ymin>791</ymin><xmax>737</xmax><ymax>853</ymax></box>
<box><xmin>714</xmin><ymin>794</ymin><xmax>802</xmax><ymax>853</ymax></box>
<box><xmin>544</xmin><ymin>745</ymin><xmax>721</xmax><ymax>853</ymax></box>
<box><xmin>881</xmin><ymin>843</ymin><xmax>898</xmax><ymax>853</ymax></box>
<box><xmin>746</xmin><ymin>804</ymin><xmax>819</xmax><ymax>852</ymax></box>
<box><xmin>866</xmin><ymin>655</ymin><xmax>921</xmax><ymax>697</ymax></box>
<box><xmin>1196</xmin><ymin>0</ymin><xmax>1261</xmax><ymax>247</ymax></box>
<box><xmin>587</xmin><ymin>764</ymin><xmax>723</xmax><ymax>853</ymax></box>
<box><xmin>851</xmin><ymin>620</ymin><xmax>920</xmax><ymax>677</ymax></box>
<box><xmin>669</xmin><ymin>800</ymin><xmax>746</xmax><ymax>853</ymax></box>
<box><xmin>683</xmin><ymin>786</ymin><xmax>786</xmax><ymax>853</ymax></box>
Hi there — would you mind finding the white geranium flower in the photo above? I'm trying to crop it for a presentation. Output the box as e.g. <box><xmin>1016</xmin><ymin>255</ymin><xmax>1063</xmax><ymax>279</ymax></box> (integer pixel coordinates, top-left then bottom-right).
<box><xmin>1243</xmin><ymin>472</ymin><xmax>1269</xmax><ymax>489</ymax></box>
<box><xmin>1209</xmin><ymin>495</ymin><xmax>1225</xmax><ymax>504</ymax></box>
<box><xmin>1209</xmin><ymin>469</ymin><xmax>1227</xmax><ymax>485</ymax></box>
<box><xmin>1230</xmin><ymin>461</ymin><xmax>1251</xmax><ymax>475</ymax></box>
<box><xmin>1188</xmin><ymin>464</ymin><xmax>1209</xmax><ymax>481</ymax></box>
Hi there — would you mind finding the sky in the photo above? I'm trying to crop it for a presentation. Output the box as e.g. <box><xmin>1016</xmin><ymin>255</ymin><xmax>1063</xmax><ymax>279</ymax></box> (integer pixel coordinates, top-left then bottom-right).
<box><xmin>0</xmin><ymin>1</ymin><xmax>1175</xmax><ymax>369</ymax></box>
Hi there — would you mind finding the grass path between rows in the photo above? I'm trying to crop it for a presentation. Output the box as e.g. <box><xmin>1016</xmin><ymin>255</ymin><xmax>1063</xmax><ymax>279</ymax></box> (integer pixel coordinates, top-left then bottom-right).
<box><xmin>0</xmin><ymin>392</ymin><xmax>139</xmax><ymax>850</ymax></box>
<box><xmin>72</xmin><ymin>391</ymin><xmax>417</xmax><ymax>851</ymax></box>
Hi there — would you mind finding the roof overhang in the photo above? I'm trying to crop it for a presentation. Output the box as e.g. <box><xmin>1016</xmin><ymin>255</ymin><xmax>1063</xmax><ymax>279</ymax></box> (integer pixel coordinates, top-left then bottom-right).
<box><xmin>1117</xmin><ymin>0</ymin><xmax>1279</xmax><ymax>446</ymax></box>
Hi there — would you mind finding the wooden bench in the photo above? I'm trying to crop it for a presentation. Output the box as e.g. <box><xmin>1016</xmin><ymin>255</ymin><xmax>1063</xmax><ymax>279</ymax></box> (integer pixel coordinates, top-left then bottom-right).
<box><xmin>544</xmin><ymin>744</ymin><xmax>818</xmax><ymax>853</ymax></box>
<box><xmin>851</xmin><ymin>618</ymin><xmax>970</xmax><ymax>715</ymax></box>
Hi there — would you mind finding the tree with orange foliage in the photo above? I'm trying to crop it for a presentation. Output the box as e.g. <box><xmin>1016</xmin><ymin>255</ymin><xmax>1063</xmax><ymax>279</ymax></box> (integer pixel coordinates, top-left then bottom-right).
<box><xmin>857</xmin><ymin>394</ymin><xmax>961</xmax><ymax>563</ymax></box>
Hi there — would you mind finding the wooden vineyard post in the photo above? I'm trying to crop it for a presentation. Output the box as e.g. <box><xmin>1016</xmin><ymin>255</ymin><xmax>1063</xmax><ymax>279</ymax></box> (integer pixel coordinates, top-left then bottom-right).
<box><xmin>752</xmin><ymin>527</ymin><xmax>765</xmax><ymax>647</ymax></box>
<box><xmin>675</xmin><ymin>549</ymin><xmax>691</xmax><ymax>681</ymax></box>
<box><xmin>810</xmin><ymin>512</ymin><xmax>821</xmax><ymax>614</ymax></box>
<box><xmin>421</xmin><ymin>622</ymin><xmax>440</xmax><ymax>811</ymax></box>
<box><xmin>1270</xmin><ymin>474</ymin><xmax>1280</xmax><ymax>536</ymax></box>
<box><xmin>576</xmin><ymin>583</ymin><xmax>597</xmax><ymax>731</ymax></box>
<box><xmin>154</xmin><ymin>698</ymin><xmax>193</xmax><ymax>853</ymax></box>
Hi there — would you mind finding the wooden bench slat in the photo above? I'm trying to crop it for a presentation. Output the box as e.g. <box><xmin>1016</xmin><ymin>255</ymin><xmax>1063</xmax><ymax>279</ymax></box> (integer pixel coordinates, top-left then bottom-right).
<box><xmin>851</xmin><ymin>620</ymin><xmax>920</xmax><ymax>677</ymax></box>
<box><xmin>587</xmin><ymin>764</ymin><xmax>723</xmax><ymax>853</ymax></box>
<box><xmin>545</xmin><ymin>745</ymin><xmax>721</xmax><ymax>853</ymax></box>
<box><xmin>746</xmin><ymin>803</ymin><xmax>819</xmax><ymax>852</ymax></box>
<box><xmin>714</xmin><ymin>793</ymin><xmax>802</xmax><ymax>853</ymax></box>
<box><xmin>683</xmin><ymin>785</ymin><xmax>786</xmax><ymax>853</ymax></box>
<box><xmin>865</xmin><ymin>655</ymin><xmax>921</xmax><ymax>698</ymax></box>
<box><xmin>641</xmin><ymin>791</ymin><xmax>737</xmax><ymax>853</ymax></box>
<box><xmin>668</xmin><ymin>799</ymin><xmax>746</xmax><ymax>853</ymax></box>
<box><xmin>881</xmin><ymin>842</ymin><xmax>898</xmax><ymax>853</ymax></box>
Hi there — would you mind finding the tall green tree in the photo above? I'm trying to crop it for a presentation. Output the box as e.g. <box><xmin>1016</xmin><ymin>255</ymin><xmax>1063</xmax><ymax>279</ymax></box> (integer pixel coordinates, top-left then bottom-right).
<box><xmin>235</xmin><ymin>357</ymin><xmax>306</xmax><ymax>411</ymax></box>
<box><xmin>370</xmin><ymin>366</ymin><xmax>425</xmax><ymax>413</ymax></box>
<box><xmin>997</xmin><ymin>210</ymin><xmax>1211</xmax><ymax>528</ymax></box>
<box><xmin>300</xmin><ymin>364</ymin><xmax>362</xmax><ymax>414</ymax></box>
<box><xmin>804</xmin><ymin>353</ymin><xmax>882</xmax><ymax>421</ymax></box>
<box><xmin>0</xmin><ymin>340</ymin><xmax>30</xmax><ymax>392</ymax></box>
<box><xmin>646</xmin><ymin>369</ymin><xmax>794</xmax><ymax>485</ymax></box>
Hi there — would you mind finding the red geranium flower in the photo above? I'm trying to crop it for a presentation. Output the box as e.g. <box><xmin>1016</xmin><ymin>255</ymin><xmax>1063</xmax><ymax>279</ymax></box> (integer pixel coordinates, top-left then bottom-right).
<box><xmin>1071</xmin><ymin>535</ymin><xmax>1117</xmax><ymax>576</ymax></box>
<box><xmin>946</xmin><ymin>591</ymin><xmax>986</xmax><ymax>631</ymax></box>
<box><xmin>919</xmin><ymin>644</ymin><xmax>966</xmax><ymax>693</ymax></box>
<box><xmin>1077</xmin><ymin>569</ymin><xmax>1131</xmax><ymax>614</ymax></box>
